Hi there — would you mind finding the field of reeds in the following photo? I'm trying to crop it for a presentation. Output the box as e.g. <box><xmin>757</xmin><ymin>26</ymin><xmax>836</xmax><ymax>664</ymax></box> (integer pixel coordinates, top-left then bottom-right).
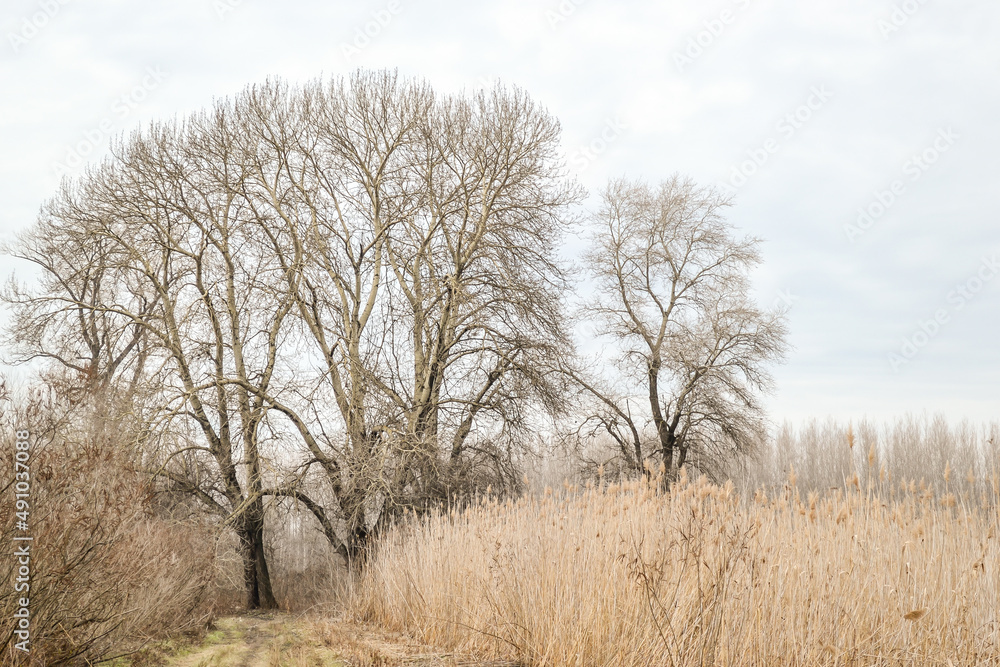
<box><xmin>354</xmin><ymin>462</ymin><xmax>1000</xmax><ymax>665</ymax></box>
<box><xmin>5</xmin><ymin>399</ymin><xmax>999</xmax><ymax>665</ymax></box>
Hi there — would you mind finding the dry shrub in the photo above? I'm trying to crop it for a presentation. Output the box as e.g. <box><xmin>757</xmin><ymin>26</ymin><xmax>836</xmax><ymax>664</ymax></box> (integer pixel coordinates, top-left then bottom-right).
<box><xmin>0</xmin><ymin>381</ymin><xmax>217</xmax><ymax>665</ymax></box>
<box><xmin>354</xmin><ymin>470</ymin><xmax>1000</xmax><ymax>666</ymax></box>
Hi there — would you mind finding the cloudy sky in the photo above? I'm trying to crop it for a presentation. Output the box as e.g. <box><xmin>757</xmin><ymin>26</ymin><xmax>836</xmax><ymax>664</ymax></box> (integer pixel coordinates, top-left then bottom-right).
<box><xmin>1</xmin><ymin>0</ymin><xmax>997</xmax><ymax>424</ymax></box>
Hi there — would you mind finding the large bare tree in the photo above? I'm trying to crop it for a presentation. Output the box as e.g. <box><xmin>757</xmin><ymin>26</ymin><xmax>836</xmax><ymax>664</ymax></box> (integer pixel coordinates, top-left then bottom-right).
<box><xmin>3</xmin><ymin>70</ymin><xmax>582</xmax><ymax>603</ymax></box>
<box><xmin>573</xmin><ymin>176</ymin><xmax>787</xmax><ymax>480</ymax></box>
<box><xmin>222</xmin><ymin>72</ymin><xmax>581</xmax><ymax>562</ymax></box>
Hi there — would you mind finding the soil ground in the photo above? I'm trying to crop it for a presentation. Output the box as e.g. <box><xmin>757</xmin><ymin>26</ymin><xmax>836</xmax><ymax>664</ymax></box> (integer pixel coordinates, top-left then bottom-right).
<box><xmin>108</xmin><ymin>613</ymin><xmax>519</xmax><ymax>667</ymax></box>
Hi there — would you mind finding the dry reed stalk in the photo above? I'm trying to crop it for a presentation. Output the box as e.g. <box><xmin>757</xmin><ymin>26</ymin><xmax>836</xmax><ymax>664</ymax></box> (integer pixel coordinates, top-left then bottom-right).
<box><xmin>353</xmin><ymin>471</ymin><xmax>1000</xmax><ymax>666</ymax></box>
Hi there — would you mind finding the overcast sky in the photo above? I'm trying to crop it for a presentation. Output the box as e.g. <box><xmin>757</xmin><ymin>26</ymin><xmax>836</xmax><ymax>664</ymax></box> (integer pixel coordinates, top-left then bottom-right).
<box><xmin>1</xmin><ymin>0</ymin><xmax>997</xmax><ymax>425</ymax></box>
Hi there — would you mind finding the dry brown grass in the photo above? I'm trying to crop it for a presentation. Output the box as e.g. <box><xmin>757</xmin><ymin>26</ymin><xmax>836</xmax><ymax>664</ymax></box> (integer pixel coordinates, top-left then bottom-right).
<box><xmin>354</xmin><ymin>469</ymin><xmax>1000</xmax><ymax>666</ymax></box>
<box><xmin>116</xmin><ymin>612</ymin><xmax>504</xmax><ymax>666</ymax></box>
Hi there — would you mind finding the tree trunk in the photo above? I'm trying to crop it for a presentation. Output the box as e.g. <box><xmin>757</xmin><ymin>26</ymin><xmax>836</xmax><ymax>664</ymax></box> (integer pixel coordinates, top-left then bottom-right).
<box><xmin>663</xmin><ymin>430</ymin><xmax>679</xmax><ymax>489</ymax></box>
<box><xmin>238</xmin><ymin>503</ymin><xmax>277</xmax><ymax>610</ymax></box>
<box><xmin>676</xmin><ymin>445</ymin><xmax>688</xmax><ymax>471</ymax></box>
<box><xmin>647</xmin><ymin>358</ymin><xmax>673</xmax><ymax>475</ymax></box>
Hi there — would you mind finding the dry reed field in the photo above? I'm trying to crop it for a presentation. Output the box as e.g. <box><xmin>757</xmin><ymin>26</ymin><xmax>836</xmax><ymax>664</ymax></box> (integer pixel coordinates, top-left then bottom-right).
<box><xmin>355</xmin><ymin>467</ymin><xmax>1000</xmax><ymax>666</ymax></box>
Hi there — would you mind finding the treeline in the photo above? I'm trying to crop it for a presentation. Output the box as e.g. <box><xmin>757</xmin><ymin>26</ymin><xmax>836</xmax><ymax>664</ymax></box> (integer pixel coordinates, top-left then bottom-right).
<box><xmin>731</xmin><ymin>414</ymin><xmax>1000</xmax><ymax>501</ymax></box>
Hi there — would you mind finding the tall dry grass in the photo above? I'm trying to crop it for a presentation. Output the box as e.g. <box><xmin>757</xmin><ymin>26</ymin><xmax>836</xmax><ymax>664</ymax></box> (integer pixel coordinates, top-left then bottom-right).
<box><xmin>354</xmin><ymin>466</ymin><xmax>1000</xmax><ymax>666</ymax></box>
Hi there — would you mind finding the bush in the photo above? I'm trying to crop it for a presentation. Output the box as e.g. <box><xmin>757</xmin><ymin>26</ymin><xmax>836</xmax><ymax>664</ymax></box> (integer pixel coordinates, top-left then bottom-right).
<box><xmin>0</xmin><ymin>379</ymin><xmax>216</xmax><ymax>665</ymax></box>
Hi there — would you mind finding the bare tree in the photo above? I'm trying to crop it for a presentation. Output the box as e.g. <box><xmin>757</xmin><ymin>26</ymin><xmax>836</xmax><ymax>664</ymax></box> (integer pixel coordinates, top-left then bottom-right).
<box><xmin>2</xmin><ymin>205</ymin><xmax>153</xmax><ymax>396</ymax></box>
<box><xmin>384</xmin><ymin>83</ymin><xmax>580</xmax><ymax>495</ymax></box>
<box><xmin>2</xmin><ymin>70</ymin><xmax>582</xmax><ymax>598</ymax></box>
<box><xmin>233</xmin><ymin>72</ymin><xmax>582</xmax><ymax>561</ymax></box>
<box><xmin>574</xmin><ymin>176</ymin><xmax>787</xmax><ymax>481</ymax></box>
<box><xmin>3</xmin><ymin>104</ymin><xmax>307</xmax><ymax>607</ymax></box>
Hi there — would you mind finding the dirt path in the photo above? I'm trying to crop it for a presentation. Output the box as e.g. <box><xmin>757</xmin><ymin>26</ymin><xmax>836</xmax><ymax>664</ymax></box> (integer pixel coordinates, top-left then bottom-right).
<box><xmin>121</xmin><ymin>612</ymin><xmax>517</xmax><ymax>667</ymax></box>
